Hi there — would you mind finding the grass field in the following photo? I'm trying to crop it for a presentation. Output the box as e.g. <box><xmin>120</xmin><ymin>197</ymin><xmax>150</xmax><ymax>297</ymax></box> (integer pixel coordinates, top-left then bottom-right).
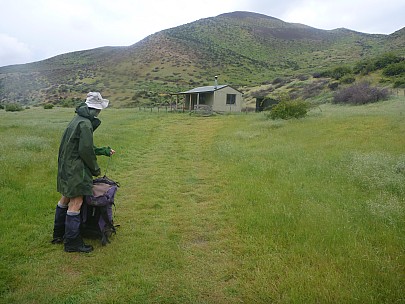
<box><xmin>0</xmin><ymin>99</ymin><xmax>404</xmax><ymax>303</ymax></box>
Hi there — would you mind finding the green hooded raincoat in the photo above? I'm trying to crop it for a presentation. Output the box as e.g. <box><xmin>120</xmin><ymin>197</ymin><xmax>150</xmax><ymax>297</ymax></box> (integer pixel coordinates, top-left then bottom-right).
<box><xmin>57</xmin><ymin>104</ymin><xmax>111</xmax><ymax>197</ymax></box>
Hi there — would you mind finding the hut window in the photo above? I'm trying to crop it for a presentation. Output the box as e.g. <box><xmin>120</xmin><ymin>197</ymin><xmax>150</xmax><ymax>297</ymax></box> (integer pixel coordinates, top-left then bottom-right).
<box><xmin>226</xmin><ymin>94</ymin><xmax>236</xmax><ymax>105</ymax></box>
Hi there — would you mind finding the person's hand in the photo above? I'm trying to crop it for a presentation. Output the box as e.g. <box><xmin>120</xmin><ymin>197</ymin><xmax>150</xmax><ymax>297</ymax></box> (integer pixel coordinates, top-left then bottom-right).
<box><xmin>110</xmin><ymin>149</ymin><xmax>116</xmax><ymax>156</ymax></box>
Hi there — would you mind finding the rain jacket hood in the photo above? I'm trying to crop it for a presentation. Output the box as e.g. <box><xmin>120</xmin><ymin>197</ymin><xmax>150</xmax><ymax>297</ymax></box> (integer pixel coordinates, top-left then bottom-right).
<box><xmin>75</xmin><ymin>103</ymin><xmax>101</xmax><ymax>131</ymax></box>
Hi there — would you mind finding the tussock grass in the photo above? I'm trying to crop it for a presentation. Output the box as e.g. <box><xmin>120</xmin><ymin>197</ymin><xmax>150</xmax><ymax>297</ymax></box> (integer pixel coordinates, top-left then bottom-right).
<box><xmin>0</xmin><ymin>99</ymin><xmax>404</xmax><ymax>303</ymax></box>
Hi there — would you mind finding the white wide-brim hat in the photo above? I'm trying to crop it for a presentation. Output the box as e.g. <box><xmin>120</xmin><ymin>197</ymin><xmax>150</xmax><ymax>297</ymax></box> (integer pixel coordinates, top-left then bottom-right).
<box><xmin>85</xmin><ymin>92</ymin><xmax>109</xmax><ymax>109</ymax></box>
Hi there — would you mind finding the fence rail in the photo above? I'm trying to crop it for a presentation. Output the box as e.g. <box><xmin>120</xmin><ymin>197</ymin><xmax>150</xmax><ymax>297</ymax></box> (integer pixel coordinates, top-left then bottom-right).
<box><xmin>136</xmin><ymin>106</ymin><xmax>186</xmax><ymax>113</ymax></box>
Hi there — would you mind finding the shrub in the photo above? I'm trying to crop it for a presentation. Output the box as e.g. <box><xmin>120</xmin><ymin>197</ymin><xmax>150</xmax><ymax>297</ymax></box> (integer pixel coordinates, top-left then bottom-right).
<box><xmin>267</xmin><ymin>97</ymin><xmax>310</xmax><ymax>120</ymax></box>
<box><xmin>340</xmin><ymin>75</ymin><xmax>356</xmax><ymax>84</ymax></box>
<box><xmin>374</xmin><ymin>53</ymin><xmax>403</xmax><ymax>70</ymax></box>
<box><xmin>44</xmin><ymin>104</ymin><xmax>54</xmax><ymax>109</ymax></box>
<box><xmin>297</xmin><ymin>74</ymin><xmax>310</xmax><ymax>81</ymax></box>
<box><xmin>317</xmin><ymin>70</ymin><xmax>332</xmax><ymax>78</ymax></box>
<box><xmin>353</xmin><ymin>60</ymin><xmax>375</xmax><ymax>75</ymax></box>
<box><xmin>393</xmin><ymin>78</ymin><xmax>405</xmax><ymax>88</ymax></box>
<box><xmin>314</xmin><ymin>66</ymin><xmax>352</xmax><ymax>80</ymax></box>
<box><xmin>328</xmin><ymin>82</ymin><xmax>339</xmax><ymax>91</ymax></box>
<box><xmin>272</xmin><ymin>77</ymin><xmax>289</xmax><ymax>85</ymax></box>
<box><xmin>5</xmin><ymin>103</ymin><xmax>24</xmax><ymax>112</ymax></box>
<box><xmin>299</xmin><ymin>80</ymin><xmax>328</xmax><ymax>99</ymax></box>
<box><xmin>354</xmin><ymin>53</ymin><xmax>403</xmax><ymax>75</ymax></box>
<box><xmin>312</xmin><ymin>72</ymin><xmax>323</xmax><ymax>78</ymax></box>
<box><xmin>333</xmin><ymin>82</ymin><xmax>389</xmax><ymax>105</ymax></box>
<box><xmin>330</xmin><ymin>66</ymin><xmax>352</xmax><ymax>80</ymax></box>
<box><xmin>252</xmin><ymin>87</ymin><xmax>274</xmax><ymax>98</ymax></box>
<box><xmin>383</xmin><ymin>61</ymin><xmax>405</xmax><ymax>77</ymax></box>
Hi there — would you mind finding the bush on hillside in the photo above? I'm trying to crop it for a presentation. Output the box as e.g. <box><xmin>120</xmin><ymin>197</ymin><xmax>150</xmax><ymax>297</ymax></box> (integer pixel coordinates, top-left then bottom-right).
<box><xmin>314</xmin><ymin>66</ymin><xmax>352</xmax><ymax>80</ymax></box>
<box><xmin>383</xmin><ymin>61</ymin><xmax>405</xmax><ymax>77</ymax></box>
<box><xmin>340</xmin><ymin>75</ymin><xmax>356</xmax><ymax>84</ymax></box>
<box><xmin>312</xmin><ymin>72</ymin><xmax>323</xmax><ymax>78</ymax></box>
<box><xmin>44</xmin><ymin>104</ymin><xmax>54</xmax><ymax>109</ymax></box>
<box><xmin>393</xmin><ymin>78</ymin><xmax>405</xmax><ymax>88</ymax></box>
<box><xmin>353</xmin><ymin>53</ymin><xmax>403</xmax><ymax>75</ymax></box>
<box><xmin>272</xmin><ymin>77</ymin><xmax>291</xmax><ymax>88</ymax></box>
<box><xmin>294</xmin><ymin>79</ymin><xmax>328</xmax><ymax>99</ymax></box>
<box><xmin>328</xmin><ymin>82</ymin><xmax>339</xmax><ymax>91</ymax></box>
<box><xmin>251</xmin><ymin>87</ymin><xmax>274</xmax><ymax>98</ymax></box>
<box><xmin>333</xmin><ymin>82</ymin><xmax>389</xmax><ymax>105</ymax></box>
<box><xmin>353</xmin><ymin>60</ymin><xmax>375</xmax><ymax>75</ymax></box>
<box><xmin>331</xmin><ymin>66</ymin><xmax>352</xmax><ymax>80</ymax></box>
<box><xmin>374</xmin><ymin>53</ymin><xmax>403</xmax><ymax>70</ymax></box>
<box><xmin>296</xmin><ymin>74</ymin><xmax>310</xmax><ymax>81</ymax></box>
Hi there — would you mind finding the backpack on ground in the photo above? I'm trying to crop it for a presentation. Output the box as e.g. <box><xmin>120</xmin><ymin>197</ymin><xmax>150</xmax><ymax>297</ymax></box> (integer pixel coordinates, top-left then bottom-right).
<box><xmin>81</xmin><ymin>176</ymin><xmax>119</xmax><ymax>245</ymax></box>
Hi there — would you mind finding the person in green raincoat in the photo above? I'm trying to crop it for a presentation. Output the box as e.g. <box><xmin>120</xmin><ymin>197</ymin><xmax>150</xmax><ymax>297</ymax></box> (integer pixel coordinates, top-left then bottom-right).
<box><xmin>52</xmin><ymin>92</ymin><xmax>115</xmax><ymax>253</ymax></box>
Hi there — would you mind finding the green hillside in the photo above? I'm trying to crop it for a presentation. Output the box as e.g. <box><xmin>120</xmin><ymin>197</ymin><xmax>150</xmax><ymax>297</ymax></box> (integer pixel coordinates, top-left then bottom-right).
<box><xmin>0</xmin><ymin>11</ymin><xmax>404</xmax><ymax>107</ymax></box>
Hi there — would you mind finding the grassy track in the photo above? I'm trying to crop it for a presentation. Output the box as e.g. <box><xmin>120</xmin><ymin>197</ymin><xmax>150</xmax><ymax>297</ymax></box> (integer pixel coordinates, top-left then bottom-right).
<box><xmin>0</xmin><ymin>99</ymin><xmax>404</xmax><ymax>303</ymax></box>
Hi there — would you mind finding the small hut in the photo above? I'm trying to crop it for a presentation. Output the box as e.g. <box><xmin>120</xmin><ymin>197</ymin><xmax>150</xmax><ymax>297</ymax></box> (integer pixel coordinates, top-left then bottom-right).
<box><xmin>178</xmin><ymin>77</ymin><xmax>243</xmax><ymax>113</ymax></box>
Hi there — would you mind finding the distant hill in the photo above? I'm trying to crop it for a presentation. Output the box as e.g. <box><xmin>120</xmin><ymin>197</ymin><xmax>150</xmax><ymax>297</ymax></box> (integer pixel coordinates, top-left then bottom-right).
<box><xmin>0</xmin><ymin>11</ymin><xmax>404</xmax><ymax>107</ymax></box>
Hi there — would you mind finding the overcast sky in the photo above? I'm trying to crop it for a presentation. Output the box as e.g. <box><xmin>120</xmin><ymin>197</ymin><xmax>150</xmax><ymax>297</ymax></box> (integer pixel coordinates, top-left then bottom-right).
<box><xmin>0</xmin><ymin>0</ymin><xmax>404</xmax><ymax>67</ymax></box>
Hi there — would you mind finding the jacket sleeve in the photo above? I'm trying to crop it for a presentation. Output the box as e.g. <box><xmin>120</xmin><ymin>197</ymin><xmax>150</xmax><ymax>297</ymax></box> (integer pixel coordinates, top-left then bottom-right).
<box><xmin>78</xmin><ymin>123</ymin><xmax>101</xmax><ymax>176</ymax></box>
<box><xmin>94</xmin><ymin>146</ymin><xmax>112</xmax><ymax>156</ymax></box>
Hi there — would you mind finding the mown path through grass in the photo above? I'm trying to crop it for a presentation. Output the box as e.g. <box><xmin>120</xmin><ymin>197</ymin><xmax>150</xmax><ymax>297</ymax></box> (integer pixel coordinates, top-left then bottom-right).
<box><xmin>112</xmin><ymin>115</ymin><xmax>241</xmax><ymax>302</ymax></box>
